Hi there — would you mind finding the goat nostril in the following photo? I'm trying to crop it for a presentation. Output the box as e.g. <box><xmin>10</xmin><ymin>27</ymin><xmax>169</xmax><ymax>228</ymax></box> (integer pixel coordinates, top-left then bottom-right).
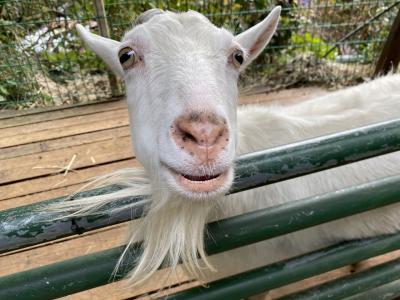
<box><xmin>173</xmin><ymin>114</ymin><xmax>229</xmax><ymax>151</ymax></box>
<box><xmin>182</xmin><ymin>132</ymin><xmax>197</xmax><ymax>143</ymax></box>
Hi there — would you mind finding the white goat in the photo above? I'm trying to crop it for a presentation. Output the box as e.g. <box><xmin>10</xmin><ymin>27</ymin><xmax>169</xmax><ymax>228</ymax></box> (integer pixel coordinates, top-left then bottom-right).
<box><xmin>62</xmin><ymin>7</ymin><xmax>400</xmax><ymax>290</ymax></box>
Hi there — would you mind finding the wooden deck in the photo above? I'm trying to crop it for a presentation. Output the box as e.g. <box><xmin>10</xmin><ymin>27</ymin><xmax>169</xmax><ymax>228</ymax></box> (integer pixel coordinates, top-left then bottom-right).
<box><xmin>4</xmin><ymin>87</ymin><xmax>399</xmax><ymax>299</ymax></box>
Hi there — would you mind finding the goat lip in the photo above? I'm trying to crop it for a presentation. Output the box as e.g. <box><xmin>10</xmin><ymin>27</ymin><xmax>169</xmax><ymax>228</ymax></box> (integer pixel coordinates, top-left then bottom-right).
<box><xmin>164</xmin><ymin>165</ymin><xmax>228</xmax><ymax>193</ymax></box>
<box><xmin>175</xmin><ymin>171</ymin><xmax>228</xmax><ymax>193</ymax></box>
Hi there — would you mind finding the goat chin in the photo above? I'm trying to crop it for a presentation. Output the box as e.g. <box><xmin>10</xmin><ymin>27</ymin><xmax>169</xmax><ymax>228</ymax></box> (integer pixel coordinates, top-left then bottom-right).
<box><xmin>49</xmin><ymin>74</ymin><xmax>400</xmax><ymax>288</ymax></box>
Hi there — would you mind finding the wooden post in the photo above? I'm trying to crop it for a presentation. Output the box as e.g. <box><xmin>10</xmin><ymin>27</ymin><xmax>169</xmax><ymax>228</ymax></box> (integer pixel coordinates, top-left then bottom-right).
<box><xmin>374</xmin><ymin>6</ymin><xmax>400</xmax><ymax>76</ymax></box>
<box><xmin>93</xmin><ymin>0</ymin><xmax>122</xmax><ymax>97</ymax></box>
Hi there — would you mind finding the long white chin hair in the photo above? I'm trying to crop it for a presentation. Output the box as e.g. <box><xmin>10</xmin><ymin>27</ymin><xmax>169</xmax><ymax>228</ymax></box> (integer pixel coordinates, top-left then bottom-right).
<box><xmin>47</xmin><ymin>167</ymin><xmax>216</xmax><ymax>286</ymax></box>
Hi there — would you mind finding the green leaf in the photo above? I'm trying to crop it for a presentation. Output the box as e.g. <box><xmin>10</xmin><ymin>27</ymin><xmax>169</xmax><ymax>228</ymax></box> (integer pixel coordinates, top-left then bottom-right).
<box><xmin>0</xmin><ymin>85</ymin><xmax>9</xmax><ymax>95</ymax></box>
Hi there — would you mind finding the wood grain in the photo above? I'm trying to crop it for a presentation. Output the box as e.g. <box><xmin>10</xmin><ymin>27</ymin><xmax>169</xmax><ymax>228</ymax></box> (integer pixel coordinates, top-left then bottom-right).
<box><xmin>0</xmin><ymin>98</ymin><xmax>124</xmax><ymax>122</ymax></box>
<box><xmin>0</xmin><ymin>159</ymin><xmax>140</xmax><ymax>206</ymax></box>
<box><xmin>0</xmin><ymin>109</ymin><xmax>129</xmax><ymax>148</ymax></box>
<box><xmin>0</xmin><ymin>126</ymin><xmax>130</xmax><ymax>160</ymax></box>
<box><xmin>0</xmin><ymin>136</ymin><xmax>133</xmax><ymax>184</ymax></box>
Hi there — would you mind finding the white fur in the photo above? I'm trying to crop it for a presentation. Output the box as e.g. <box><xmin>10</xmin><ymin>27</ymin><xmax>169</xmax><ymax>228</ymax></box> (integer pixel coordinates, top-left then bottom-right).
<box><xmin>60</xmin><ymin>8</ymin><xmax>400</xmax><ymax>288</ymax></box>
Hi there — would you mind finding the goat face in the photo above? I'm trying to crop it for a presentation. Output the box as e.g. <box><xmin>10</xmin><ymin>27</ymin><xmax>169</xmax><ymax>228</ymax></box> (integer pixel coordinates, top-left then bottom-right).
<box><xmin>76</xmin><ymin>7</ymin><xmax>281</xmax><ymax>200</ymax></box>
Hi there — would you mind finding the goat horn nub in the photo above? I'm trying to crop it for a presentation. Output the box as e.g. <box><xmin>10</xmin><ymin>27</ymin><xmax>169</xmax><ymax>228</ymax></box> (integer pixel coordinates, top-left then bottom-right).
<box><xmin>134</xmin><ymin>9</ymin><xmax>164</xmax><ymax>25</ymax></box>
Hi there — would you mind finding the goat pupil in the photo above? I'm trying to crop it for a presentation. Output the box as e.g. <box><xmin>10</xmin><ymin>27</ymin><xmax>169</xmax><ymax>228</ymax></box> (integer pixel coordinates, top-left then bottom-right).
<box><xmin>120</xmin><ymin>52</ymin><xmax>132</xmax><ymax>64</ymax></box>
<box><xmin>234</xmin><ymin>53</ymin><xmax>243</xmax><ymax>65</ymax></box>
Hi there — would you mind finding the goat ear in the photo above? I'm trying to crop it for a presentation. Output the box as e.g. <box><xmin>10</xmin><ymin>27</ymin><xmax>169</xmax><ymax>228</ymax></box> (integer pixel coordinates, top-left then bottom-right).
<box><xmin>234</xmin><ymin>6</ymin><xmax>281</xmax><ymax>68</ymax></box>
<box><xmin>76</xmin><ymin>24</ymin><xmax>124</xmax><ymax>77</ymax></box>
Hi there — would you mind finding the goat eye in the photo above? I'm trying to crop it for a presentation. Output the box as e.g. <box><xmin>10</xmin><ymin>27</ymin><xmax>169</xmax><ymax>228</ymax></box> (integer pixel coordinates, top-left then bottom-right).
<box><xmin>232</xmin><ymin>50</ymin><xmax>244</xmax><ymax>67</ymax></box>
<box><xmin>118</xmin><ymin>47</ymin><xmax>137</xmax><ymax>70</ymax></box>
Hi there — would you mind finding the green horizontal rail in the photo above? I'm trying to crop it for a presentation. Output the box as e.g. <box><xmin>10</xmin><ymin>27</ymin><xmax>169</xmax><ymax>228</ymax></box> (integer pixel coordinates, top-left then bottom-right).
<box><xmin>162</xmin><ymin>234</ymin><xmax>400</xmax><ymax>300</ymax></box>
<box><xmin>347</xmin><ymin>278</ymin><xmax>400</xmax><ymax>300</ymax></box>
<box><xmin>0</xmin><ymin>187</ymin><xmax>145</xmax><ymax>254</ymax></box>
<box><xmin>205</xmin><ymin>175</ymin><xmax>400</xmax><ymax>255</ymax></box>
<box><xmin>279</xmin><ymin>258</ymin><xmax>400</xmax><ymax>300</ymax></box>
<box><xmin>2</xmin><ymin>174</ymin><xmax>400</xmax><ymax>299</ymax></box>
<box><xmin>231</xmin><ymin>118</ymin><xmax>400</xmax><ymax>193</ymax></box>
<box><xmin>2</xmin><ymin>118</ymin><xmax>400</xmax><ymax>253</ymax></box>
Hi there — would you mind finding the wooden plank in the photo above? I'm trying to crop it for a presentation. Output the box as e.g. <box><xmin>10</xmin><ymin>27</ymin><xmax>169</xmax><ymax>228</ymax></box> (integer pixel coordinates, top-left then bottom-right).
<box><xmin>0</xmin><ymin>159</ymin><xmax>140</xmax><ymax>205</ymax></box>
<box><xmin>135</xmin><ymin>281</ymin><xmax>199</xmax><ymax>300</ymax></box>
<box><xmin>0</xmin><ymin>108</ymin><xmax>128</xmax><ymax>138</ymax></box>
<box><xmin>0</xmin><ymin>110</ymin><xmax>129</xmax><ymax>148</ymax></box>
<box><xmin>239</xmin><ymin>87</ymin><xmax>328</xmax><ymax>105</ymax></box>
<box><xmin>0</xmin><ymin>126</ymin><xmax>130</xmax><ymax>160</ymax></box>
<box><xmin>0</xmin><ymin>224</ymin><xmax>128</xmax><ymax>276</ymax></box>
<box><xmin>0</xmin><ymin>97</ymin><xmax>123</xmax><ymax>120</ymax></box>
<box><xmin>1</xmin><ymin>183</ymin><xmax>87</xmax><ymax>211</ymax></box>
<box><xmin>67</xmin><ymin>278</ymin><xmax>198</xmax><ymax>300</ymax></box>
<box><xmin>0</xmin><ymin>100</ymin><xmax>126</xmax><ymax>129</ymax></box>
<box><xmin>374</xmin><ymin>6</ymin><xmax>400</xmax><ymax>76</ymax></box>
<box><xmin>0</xmin><ymin>136</ymin><xmax>134</xmax><ymax>185</ymax></box>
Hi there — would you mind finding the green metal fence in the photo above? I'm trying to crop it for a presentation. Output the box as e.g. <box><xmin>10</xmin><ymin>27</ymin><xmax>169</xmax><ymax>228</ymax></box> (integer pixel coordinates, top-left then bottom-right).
<box><xmin>2</xmin><ymin>118</ymin><xmax>400</xmax><ymax>299</ymax></box>
<box><xmin>0</xmin><ymin>0</ymin><xmax>399</xmax><ymax>109</ymax></box>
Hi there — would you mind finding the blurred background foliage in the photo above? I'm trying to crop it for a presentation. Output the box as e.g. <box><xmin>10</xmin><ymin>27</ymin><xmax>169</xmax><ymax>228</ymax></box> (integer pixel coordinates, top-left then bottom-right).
<box><xmin>0</xmin><ymin>0</ymin><xmax>398</xmax><ymax>109</ymax></box>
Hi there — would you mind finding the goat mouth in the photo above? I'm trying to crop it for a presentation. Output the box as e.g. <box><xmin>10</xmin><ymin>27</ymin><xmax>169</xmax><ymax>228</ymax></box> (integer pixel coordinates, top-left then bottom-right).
<box><xmin>181</xmin><ymin>173</ymin><xmax>220</xmax><ymax>181</ymax></box>
<box><xmin>164</xmin><ymin>165</ymin><xmax>229</xmax><ymax>193</ymax></box>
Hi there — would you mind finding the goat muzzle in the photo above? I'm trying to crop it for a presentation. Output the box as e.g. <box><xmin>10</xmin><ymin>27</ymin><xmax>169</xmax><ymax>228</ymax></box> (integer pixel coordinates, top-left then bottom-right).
<box><xmin>171</xmin><ymin>112</ymin><xmax>229</xmax><ymax>163</ymax></box>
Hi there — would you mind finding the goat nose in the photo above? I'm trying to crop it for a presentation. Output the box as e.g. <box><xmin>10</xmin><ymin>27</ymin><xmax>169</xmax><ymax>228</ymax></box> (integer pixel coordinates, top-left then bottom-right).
<box><xmin>171</xmin><ymin>113</ymin><xmax>229</xmax><ymax>162</ymax></box>
<box><xmin>177</xmin><ymin>119</ymin><xmax>224</xmax><ymax>146</ymax></box>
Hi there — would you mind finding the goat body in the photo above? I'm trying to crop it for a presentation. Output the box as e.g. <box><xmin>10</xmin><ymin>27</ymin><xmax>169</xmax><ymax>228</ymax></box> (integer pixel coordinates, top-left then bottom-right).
<box><xmin>68</xmin><ymin>8</ymin><xmax>400</xmax><ymax>287</ymax></box>
<box><xmin>211</xmin><ymin>74</ymin><xmax>400</xmax><ymax>280</ymax></box>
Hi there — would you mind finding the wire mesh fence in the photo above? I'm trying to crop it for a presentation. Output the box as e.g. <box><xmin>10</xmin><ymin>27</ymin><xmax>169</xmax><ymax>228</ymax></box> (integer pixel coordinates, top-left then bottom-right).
<box><xmin>0</xmin><ymin>0</ymin><xmax>399</xmax><ymax>109</ymax></box>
